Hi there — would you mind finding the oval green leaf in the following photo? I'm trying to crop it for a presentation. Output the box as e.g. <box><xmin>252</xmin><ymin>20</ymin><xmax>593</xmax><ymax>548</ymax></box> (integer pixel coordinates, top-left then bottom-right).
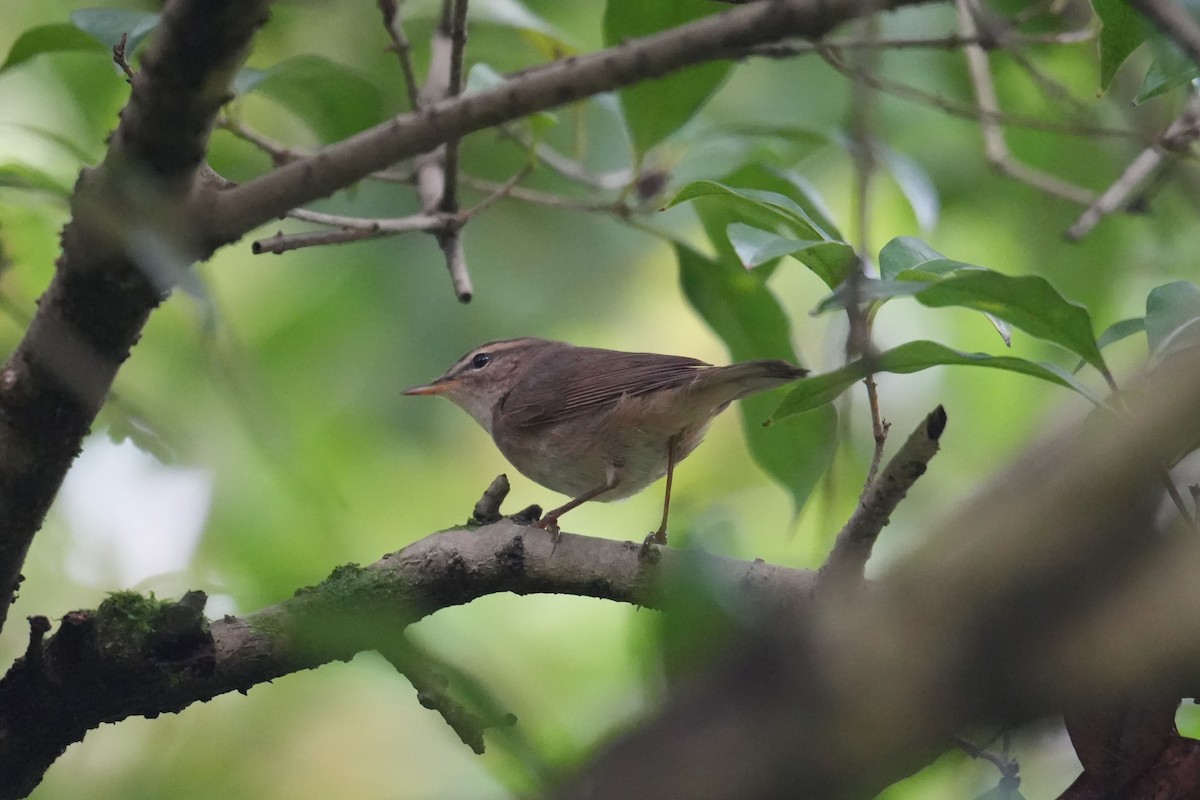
<box><xmin>769</xmin><ymin>340</ymin><xmax>1104</xmax><ymax>422</ymax></box>
<box><xmin>604</xmin><ymin>0</ymin><xmax>731</xmax><ymax>156</ymax></box>
<box><xmin>1</xmin><ymin>24</ymin><xmax>106</xmax><ymax>73</ymax></box>
<box><xmin>1146</xmin><ymin>280</ymin><xmax>1200</xmax><ymax>361</ymax></box>
<box><xmin>71</xmin><ymin>9</ymin><xmax>159</xmax><ymax>51</ymax></box>
<box><xmin>233</xmin><ymin>56</ymin><xmax>384</xmax><ymax>144</ymax></box>
<box><xmin>675</xmin><ymin>243</ymin><xmax>836</xmax><ymax>519</ymax></box>
<box><xmin>914</xmin><ymin>271</ymin><xmax>1105</xmax><ymax>371</ymax></box>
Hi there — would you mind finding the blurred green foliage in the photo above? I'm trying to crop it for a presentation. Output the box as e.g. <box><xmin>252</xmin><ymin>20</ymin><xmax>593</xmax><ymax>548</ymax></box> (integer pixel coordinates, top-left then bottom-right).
<box><xmin>2</xmin><ymin>0</ymin><xmax>1200</xmax><ymax>797</ymax></box>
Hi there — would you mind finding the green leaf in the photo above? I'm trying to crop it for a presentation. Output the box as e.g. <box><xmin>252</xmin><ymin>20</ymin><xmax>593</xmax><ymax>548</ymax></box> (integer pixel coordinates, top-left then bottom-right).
<box><xmin>1093</xmin><ymin>0</ymin><xmax>1149</xmax><ymax>91</ymax></box>
<box><xmin>726</xmin><ymin>224</ymin><xmax>858</xmax><ymax>288</ymax></box>
<box><xmin>1</xmin><ymin>24</ymin><xmax>106</xmax><ymax>73</ymax></box>
<box><xmin>1072</xmin><ymin>317</ymin><xmax>1145</xmax><ymax>373</ymax></box>
<box><xmin>1136</xmin><ymin>45</ymin><xmax>1198</xmax><ymax>104</ymax></box>
<box><xmin>1146</xmin><ymin>281</ymin><xmax>1200</xmax><ymax>360</ymax></box>
<box><xmin>812</xmin><ymin>278</ymin><xmax>932</xmax><ymax>314</ymax></box>
<box><xmin>879</xmin><ymin>236</ymin><xmax>981</xmax><ymax>280</ymax></box>
<box><xmin>915</xmin><ymin>271</ymin><xmax>1105</xmax><ymax>371</ymax></box>
<box><xmin>769</xmin><ymin>340</ymin><xmax>1103</xmax><ymax>422</ymax></box>
<box><xmin>1099</xmin><ymin>316</ymin><xmax>1147</xmax><ymax>350</ymax></box>
<box><xmin>0</xmin><ymin>162</ymin><xmax>73</xmax><ymax>197</ymax></box>
<box><xmin>233</xmin><ymin>56</ymin><xmax>384</xmax><ymax>144</ymax></box>
<box><xmin>668</xmin><ymin>180</ymin><xmax>856</xmax><ymax>288</ymax></box>
<box><xmin>0</xmin><ymin>121</ymin><xmax>96</xmax><ymax>163</ymax></box>
<box><xmin>603</xmin><ymin>0</ymin><xmax>732</xmax><ymax>156</ymax></box>
<box><xmin>71</xmin><ymin>9</ymin><xmax>159</xmax><ymax>51</ymax></box>
<box><xmin>882</xmin><ymin>149</ymin><xmax>939</xmax><ymax>232</ymax></box>
<box><xmin>675</xmin><ymin>243</ymin><xmax>837</xmax><ymax>518</ymax></box>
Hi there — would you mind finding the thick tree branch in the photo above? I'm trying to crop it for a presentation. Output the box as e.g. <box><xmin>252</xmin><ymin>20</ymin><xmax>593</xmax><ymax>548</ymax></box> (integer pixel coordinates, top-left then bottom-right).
<box><xmin>0</xmin><ymin>0</ymin><xmax>268</xmax><ymax>635</ymax></box>
<box><xmin>207</xmin><ymin>0</ymin><xmax>934</xmax><ymax>248</ymax></box>
<box><xmin>0</xmin><ymin>521</ymin><xmax>814</xmax><ymax>799</ymax></box>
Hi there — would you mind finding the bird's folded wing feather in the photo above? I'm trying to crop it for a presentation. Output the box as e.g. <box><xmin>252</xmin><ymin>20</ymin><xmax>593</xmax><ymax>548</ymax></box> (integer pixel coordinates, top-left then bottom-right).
<box><xmin>499</xmin><ymin>352</ymin><xmax>711</xmax><ymax>427</ymax></box>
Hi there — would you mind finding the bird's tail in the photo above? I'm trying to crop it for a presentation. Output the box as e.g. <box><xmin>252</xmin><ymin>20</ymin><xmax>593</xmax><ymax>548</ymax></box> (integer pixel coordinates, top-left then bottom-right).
<box><xmin>700</xmin><ymin>359</ymin><xmax>809</xmax><ymax>401</ymax></box>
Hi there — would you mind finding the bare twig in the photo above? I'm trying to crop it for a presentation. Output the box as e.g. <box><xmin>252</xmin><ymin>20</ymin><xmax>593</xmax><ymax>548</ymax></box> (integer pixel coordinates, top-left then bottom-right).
<box><xmin>250</xmin><ymin>168</ymin><xmax>526</xmax><ymax>255</ymax></box>
<box><xmin>955</xmin><ymin>0</ymin><xmax>1096</xmax><ymax>205</ymax></box>
<box><xmin>819</xmin><ymin>405</ymin><xmax>946</xmax><ymax>587</ymax></box>
<box><xmin>112</xmin><ymin>33</ymin><xmax>135</xmax><ymax>81</ymax></box>
<box><xmin>844</xmin><ymin>14</ymin><xmax>892</xmax><ymax>492</ymax></box>
<box><xmin>862</xmin><ymin>375</ymin><xmax>890</xmax><ymax>489</ymax></box>
<box><xmin>740</xmin><ymin>27</ymin><xmax>1094</xmax><ymax>57</ymax></box>
<box><xmin>440</xmin><ymin>0</ymin><xmax>470</xmax><ymax>214</ymax></box>
<box><xmin>497</xmin><ymin>124</ymin><xmax>634</xmax><ymax>191</ymax></box>
<box><xmin>379</xmin><ymin>0</ymin><xmax>423</xmax><ymax>111</ymax></box>
<box><xmin>216</xmin><ymin>116</ymin><xmax>306</xmax><ymax>166</ymax></box>
<box><xmin>211</xmin><ymin>0</ymin><xmax>946</xmax><ymax>242</ymax></box>
<box><xmin>1066</xmin><ymin>92</ymin><xmax>1200</xmax><ymax>240</ymax></box>
<box><xmin>458</xmin><ymin>165</ymin><xmax>532</xmax><ymax>220</ymax></box>
<box><xmin>251</xmin><ymin>226</ymin><xmax>392</xmax><ymax>254</ymax></box>
<box><xmin>412</xmin><ymin>0</ymin><xmax>474</xmax><ymax>302</ymax></box>
<box><xmin>460</xmin><ymin>175</ymin><xmax>631</xmax><ymax>214</ymax></box>
<box><xmin>818</xmin><ymin>47</ymin><xmax>1139</xmax><ymax>141</ymax></box>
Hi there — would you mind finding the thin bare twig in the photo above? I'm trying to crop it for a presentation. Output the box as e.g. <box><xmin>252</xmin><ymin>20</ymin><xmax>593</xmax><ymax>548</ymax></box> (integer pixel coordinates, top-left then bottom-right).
<box><xmin>413</xmin><ymin>0</ymin><xmax>473</xmax><ymax>302</ymax></box>
<box><xmin>955</xmin><ymin>0</ymin><xmax>1096</xmax><ymax>205</ymax></box>
<box><xmin>740</xmin><ymin>27</ymin><xmax>1094</xmax><ymax>58</ymax></box>
<box><xmin>252</xmin><ymin>226</ymin><xmax>392</xmax><ymax>254</ymax></box>
<box><xmin>1067</xmin><ymin>92</ymin><xmax>1200</xmax><ymax>240</ymax></box>
<box><xmin>819</xmin><ymin>47</ymin><xmax>1140</xmax><ymax>141</ymax></box>
<box><xmin>862</xmin><ymin>376</ymin><xmax>891</xmax><ymax>489</ymax></box>
<box><xmin>440</xmin><ymin>0</ymin><xmax>470</xmax><ymax>214</ymax></box>
<box><xmin>217</xmin><ymin>116</ymin><xmax>305</xmax><ymax>166</ymax></box>
<box><xmin>497</xmin><ymin>124</ymin><xmax>633</xmax><ymax>191</ymax></box>
<box><xmin>460</xmin><ymin>175</ymin><xmax>629</xmax><ymax>213</ymax></box>
<box><xmin>844</xmin><ymin>14</ymin><xmax>892</xmax><ymax>492</ymax></box>
<box><xmin>458</xmin><ymin>165</ymin><xmax>532</xmax><ymax>220</ymax></box>
<box><xmin>112</xmin><ymin>33</ymin><xmax>135</xmax><ymax>82</ymax></box>
<box><xmin>252</xmin><ymin>166</ymin><xmax>528</xmax><ymax>255</ymax></box>
<box><xmin>379</xmin><ymin>0</ymin><xmax>422</xmax><ymax>111</ymax></box>
<box><xmin>286</xmin><ymin>207</ymin><xmax>448</xmax><ymax>231</ymax></box>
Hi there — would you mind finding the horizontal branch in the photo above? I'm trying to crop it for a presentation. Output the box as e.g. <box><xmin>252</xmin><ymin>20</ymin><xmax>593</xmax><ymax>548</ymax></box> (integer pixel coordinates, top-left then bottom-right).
<box><xmin>207</xmin><ymin>0</ymin><xmax>933</xmax><ymax>249</ymax></box>
<box><xmin>0</xmin><ymin>520</ymin><xmax>814</xmax><ymax>798</ymax></box>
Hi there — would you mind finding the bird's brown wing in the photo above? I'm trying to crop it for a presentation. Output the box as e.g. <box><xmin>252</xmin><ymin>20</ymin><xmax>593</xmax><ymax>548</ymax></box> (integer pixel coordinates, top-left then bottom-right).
<box><xmin>499</xmin><ymin>349</ymin><xmax>711</xmax><ymax>428</ymax></box>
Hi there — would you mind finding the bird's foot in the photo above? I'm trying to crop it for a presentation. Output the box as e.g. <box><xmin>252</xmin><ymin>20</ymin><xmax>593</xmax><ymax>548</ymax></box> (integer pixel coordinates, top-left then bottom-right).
<box><xmin>639</xmin><ymin>532</ymin><xmax>663</xmax><ymax>562</ymax></box>
<box><xmin>533</xmin><ymin>515</ymin><xmax>563</xmax><ymax>553</ymax></box>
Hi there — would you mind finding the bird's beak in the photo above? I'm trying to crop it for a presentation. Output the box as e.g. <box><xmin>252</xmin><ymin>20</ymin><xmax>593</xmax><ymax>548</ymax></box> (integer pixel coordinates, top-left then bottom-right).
<box><xmin>403</xmin><ymin>378</ymin><xmax>456</xmax><ymax>396</ymax></box>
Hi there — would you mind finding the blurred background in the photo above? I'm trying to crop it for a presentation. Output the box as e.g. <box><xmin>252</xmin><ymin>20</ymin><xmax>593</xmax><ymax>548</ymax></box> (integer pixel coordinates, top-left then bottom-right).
<box><xmin>1</xmin><ymin>0</ymin><xmax>1197</xmax><ymax>797</ymax></box>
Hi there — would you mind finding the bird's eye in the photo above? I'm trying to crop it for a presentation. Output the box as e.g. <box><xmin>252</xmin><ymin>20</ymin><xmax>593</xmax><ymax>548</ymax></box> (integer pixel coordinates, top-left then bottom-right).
<box><xmin>471</xmin><ymin>353</ymin><xmax>492</xmax><ymax>369</ymax></box>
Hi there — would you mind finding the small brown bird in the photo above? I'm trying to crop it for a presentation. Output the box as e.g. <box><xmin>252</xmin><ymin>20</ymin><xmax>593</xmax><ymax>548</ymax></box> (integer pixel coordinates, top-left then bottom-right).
<box><xmin>404</xmin><ymin>338</ymin><xmax>808</xmax><ymax>544</ymax></box>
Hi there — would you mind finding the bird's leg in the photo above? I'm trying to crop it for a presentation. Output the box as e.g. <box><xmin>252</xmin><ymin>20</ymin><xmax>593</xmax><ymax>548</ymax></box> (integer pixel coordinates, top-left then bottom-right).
<box><xmin>535</xmin><ymin>469</ymin><xmax>621</xmax><ymax>546</ymax></box>
<box><xmin>650</xmin><ymin>435</ymin><xmax>678</xmax><ymax>546</ymax></box>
